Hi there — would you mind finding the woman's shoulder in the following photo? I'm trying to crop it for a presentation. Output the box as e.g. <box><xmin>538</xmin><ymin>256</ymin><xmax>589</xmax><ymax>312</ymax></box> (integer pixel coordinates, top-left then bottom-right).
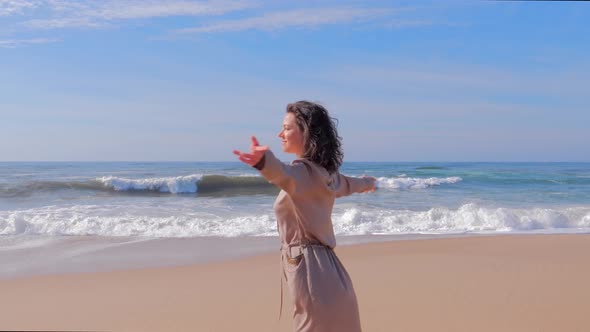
<box><xmin>291</xmin><ymin>158</ymin><xmax>330</xmax><ymax>175</ymax></box>
<box><xmin>292</xmin><ymin>158</ymin><xmax>340</xmax><ymax>189</ymax></box>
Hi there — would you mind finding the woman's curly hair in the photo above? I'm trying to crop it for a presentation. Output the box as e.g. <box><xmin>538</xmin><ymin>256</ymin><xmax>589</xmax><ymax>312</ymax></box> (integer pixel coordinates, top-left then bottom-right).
<box><xmin>286</xmin><ymin>101</ymin><xmax>343</xmax><ymax>174</ymax></box>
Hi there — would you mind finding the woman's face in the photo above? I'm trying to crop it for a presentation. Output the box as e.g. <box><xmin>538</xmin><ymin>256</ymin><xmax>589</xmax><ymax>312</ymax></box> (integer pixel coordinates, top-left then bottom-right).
<box><xmin>278</xmin><ymin>112</ymin><xmax>304</xmax><ymax>157</ymax></box>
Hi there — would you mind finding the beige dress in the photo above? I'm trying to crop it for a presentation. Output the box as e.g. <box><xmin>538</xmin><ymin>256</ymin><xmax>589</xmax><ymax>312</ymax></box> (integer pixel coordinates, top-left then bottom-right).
<box><xmin>258</xmin><ymin>150</ymin><xmax>372</xmax><ymax>332</ymax></box>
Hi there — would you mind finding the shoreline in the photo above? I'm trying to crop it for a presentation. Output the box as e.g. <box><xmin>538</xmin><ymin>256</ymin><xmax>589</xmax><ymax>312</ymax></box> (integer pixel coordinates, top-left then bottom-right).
<box><xmin>0</xmin><ymin>232</ymin><xmax>486</xmax><ymax>280</ymax></box>
<box><xmin>0</xmin><ymin>231</ymin><xmax>567</xmax><ymax>280</ymax></box>
<box><xmin>1</xmin><ymin>233</ymin><xmax>589</xmax><ymax>331</ymax></box>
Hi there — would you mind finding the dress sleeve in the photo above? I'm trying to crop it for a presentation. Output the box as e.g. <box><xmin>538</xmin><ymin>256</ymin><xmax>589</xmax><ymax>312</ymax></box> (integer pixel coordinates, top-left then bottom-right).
<box><xmin>333</xmin><ymin>173</ymin><xmax>372</xmax><ymax>198</ymax></box>
<box><xmin>256</xmin><ymin>150</ymin><xmax>313</xmax><ymax>195</ymax></box>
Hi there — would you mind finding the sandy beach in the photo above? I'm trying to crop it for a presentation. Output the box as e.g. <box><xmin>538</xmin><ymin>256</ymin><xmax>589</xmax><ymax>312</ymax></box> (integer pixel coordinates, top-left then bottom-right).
<box><xmin>1</xmin><ymin>234</ymin><xmax>589</xmax><ymax>332</ymax></box>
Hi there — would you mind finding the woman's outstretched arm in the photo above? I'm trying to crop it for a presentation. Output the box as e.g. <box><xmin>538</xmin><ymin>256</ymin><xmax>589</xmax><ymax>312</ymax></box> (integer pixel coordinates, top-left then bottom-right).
<box><xmin>233</xmin><ymin>136</ymin><xmax>312</xmax><ymax>195</ymax></box>
<box><xmin>333</xmin><ymin>174</ymin><xmax>376</xmax><ymax>198</ymax></box>
<box><xmin>233</xmin><ymin>136</ymin><xmax>268</xmax><ymax>167</ymax></box>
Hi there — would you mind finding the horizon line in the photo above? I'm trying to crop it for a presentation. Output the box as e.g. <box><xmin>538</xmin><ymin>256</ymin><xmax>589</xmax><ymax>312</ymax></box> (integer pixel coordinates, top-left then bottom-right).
<box><xmin>1</xmin><ymin>160</ymin><xmax>589</xmax><ymax>164</ymax></box>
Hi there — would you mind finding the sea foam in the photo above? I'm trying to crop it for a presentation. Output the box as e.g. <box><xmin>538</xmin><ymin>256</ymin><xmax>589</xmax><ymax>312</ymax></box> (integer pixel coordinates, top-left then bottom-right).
<box><xmin>376</xmin><ymin>176</ymin><xmax>462</xmax><ymax>190</ymax></box>
<box><xmin>1</xmin><ymin>204</ymin><xmax>588</xmax><ymax>237</ymax></box>
<box><xmin>333</xmin><ymin>204</ymin><xmax>590</xmax><ymax>235</ymax></box>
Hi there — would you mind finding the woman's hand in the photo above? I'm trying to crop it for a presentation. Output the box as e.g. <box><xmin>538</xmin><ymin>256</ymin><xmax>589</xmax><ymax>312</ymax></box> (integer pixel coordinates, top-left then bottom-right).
<box><xmin>233</xmin><ymin>136</ymin><xmax>269</xmax><ymax>167</ymax></box>
<box><xmin>361</xmin><ymin>176</ymin><xmax>377</xmax><ymax>193</ymax></box>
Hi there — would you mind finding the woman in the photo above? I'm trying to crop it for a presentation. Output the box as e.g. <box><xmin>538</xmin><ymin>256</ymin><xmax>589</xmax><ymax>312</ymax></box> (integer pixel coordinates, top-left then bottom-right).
<box><xmin>233</xmin><ymin>101</ymin><xmax>376</xmax><ymax>332</ymax></box>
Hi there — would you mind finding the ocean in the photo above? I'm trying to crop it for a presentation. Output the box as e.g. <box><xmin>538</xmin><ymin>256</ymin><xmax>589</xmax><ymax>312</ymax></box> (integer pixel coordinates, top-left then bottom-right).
<box><xmin>1</xmin><ymin>161</ymin><xmax>589</xmax><ymax>278</ymax></box>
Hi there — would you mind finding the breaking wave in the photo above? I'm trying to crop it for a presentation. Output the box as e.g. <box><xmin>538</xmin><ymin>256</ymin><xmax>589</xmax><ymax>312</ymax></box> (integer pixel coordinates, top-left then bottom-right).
<box><xmin>376</xmin><ymin>176</ymin><xmax>462</xmax><ymax>189</ymax></box>
<box><xmin>1</xmin><ymin>204</ymin><xmax>588</xmax><ymax>237</ymax></box>
<box><xmin>1</xmin><ymin>174</ymin><xmax>461</xmax><ymax>197</ymax></box>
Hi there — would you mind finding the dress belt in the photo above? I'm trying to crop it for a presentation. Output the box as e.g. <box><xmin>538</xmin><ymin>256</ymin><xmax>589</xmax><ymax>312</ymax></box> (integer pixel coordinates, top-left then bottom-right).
<box><xmin>280</xmin><ymin>241</ymin><xmax>332</xmax><ymax>251</ymax></box>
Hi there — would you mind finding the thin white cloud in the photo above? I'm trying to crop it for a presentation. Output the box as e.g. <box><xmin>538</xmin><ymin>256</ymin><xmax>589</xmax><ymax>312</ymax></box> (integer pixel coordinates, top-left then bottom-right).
<box><xmin>0</xmin><ymin>0</ymin><xmax>40</xmax><ymax>16</ymax></box>
<box><xmin>24</xmin><ymin>17</ymin><xmax>107</xmax><ymax>29</ymax></box>
<box><xmin>89</xmin><ymin>0</ymin><xmax>257</xmax><ymax>20</ymax></box>
<box><xmin>13</xmin><ymin>0</ymin><xmax>259</xmax><ymax>29</ymax></box>
<box><xmin>5</xmin><ymin>1</ymin><xmax>425</xmax><ymax>35</ymax></box>
<box><xmin>175</xmin><ymin>7</ymin><xmax>395</xmax><ymax>34</ymax></box>
<box><xmin>0</xmin><ymin>37</ymin><xmax>59</xmax><ymax>47</ymax></box>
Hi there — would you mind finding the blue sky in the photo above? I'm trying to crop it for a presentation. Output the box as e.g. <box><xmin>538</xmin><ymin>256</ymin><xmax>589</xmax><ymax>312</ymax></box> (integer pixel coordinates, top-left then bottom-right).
<box><xmin>1</xmin><ymin>0</ymin><xmax>588</xmax><ymax>162</ymax></box>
